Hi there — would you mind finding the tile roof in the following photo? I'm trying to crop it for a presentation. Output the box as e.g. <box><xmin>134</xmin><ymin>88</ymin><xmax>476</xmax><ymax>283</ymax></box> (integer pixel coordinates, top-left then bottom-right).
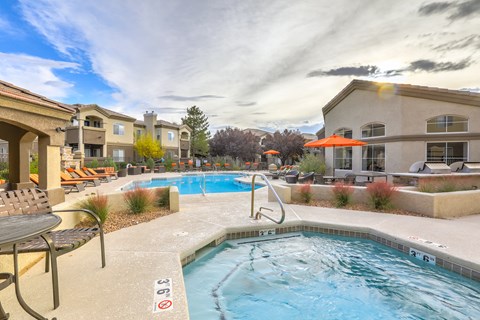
<box><xmin>0</xmin><ymin>79</ymin><xmax>74</xmax><ymax>114</ymax></box>
<box><xmin>323</xmin><ymin>79</ymin><xmax>480</xmax><ymax>116</ymax></box>
<box><xmin>74</xmin><ymin>104</ymin><xmax>137</xmax><ymax>121</ymax></box>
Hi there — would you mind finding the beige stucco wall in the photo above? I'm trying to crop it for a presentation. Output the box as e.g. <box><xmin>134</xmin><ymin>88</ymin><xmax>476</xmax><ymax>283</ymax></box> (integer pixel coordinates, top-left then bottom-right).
<box><xmin>324</xmin><ymin>89</ymin><xmax>480</xmax><ymax>174</ymax></box>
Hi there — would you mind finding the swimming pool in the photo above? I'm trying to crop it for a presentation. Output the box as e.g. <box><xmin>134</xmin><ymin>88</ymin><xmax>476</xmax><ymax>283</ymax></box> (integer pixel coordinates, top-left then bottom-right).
<box><xmin>125</xmin><ymin>173</ymin><xmax>261</xmax><ymax>194</ymax></box>
<box><xmin>183</xmin><ymin>233</ymin><xmax>480</xmax><ymax>319</ymax></box>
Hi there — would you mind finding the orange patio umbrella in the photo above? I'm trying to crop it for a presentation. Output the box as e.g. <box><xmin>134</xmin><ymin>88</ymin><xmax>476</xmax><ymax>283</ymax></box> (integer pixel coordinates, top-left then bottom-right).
<box><xmin>304</xmin><ymin>134</ymin><xmax>367</xmax><ymax>176</ymax></box>
<box><xmin>263</xmin><ymin>149</ymin><xmax>280</xmax><ymax>155</ymax></box>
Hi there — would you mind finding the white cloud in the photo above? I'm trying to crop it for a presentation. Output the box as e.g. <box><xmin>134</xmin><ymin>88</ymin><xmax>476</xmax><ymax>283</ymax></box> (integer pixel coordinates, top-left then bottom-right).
<box><xmin>17</xmin><ymin>0</ymin><xmax>480</xmax><ymax>132</ymax></box>
<box><xmin>0</xmin><ymin>52</ymin><xmax>79</xmax><ymax>98</ymax></box>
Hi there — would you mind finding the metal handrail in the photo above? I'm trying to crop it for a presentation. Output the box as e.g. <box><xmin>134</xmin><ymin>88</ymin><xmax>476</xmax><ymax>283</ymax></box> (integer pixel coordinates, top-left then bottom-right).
<box><xmin>199</xmin><ymin>172</ymin><xmax>206</xmax><ymax>196</ymax></box>
<box><xmin>250</xmin><ymin>173</ymin><xmax>285</xmax><ymax>224</ymax></box>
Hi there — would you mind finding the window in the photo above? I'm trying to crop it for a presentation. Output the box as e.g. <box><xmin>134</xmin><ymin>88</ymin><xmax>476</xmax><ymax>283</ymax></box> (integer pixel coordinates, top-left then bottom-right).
<box><xmin>136</xmin><ymin>129</ymin><xmax>142</xmax><ymax>140</ymax></box>
<box><xmin>181</xmin><ymin>132</ymin><xmax>189</xmax><ymax>140</ymax></box>
<box><xmin>362</xmin><ymin>123</ymin><xmax>385</xmax><ymax>138</ymax></box>
<box><xmin>334</xmin><ymin>128</ymin><xmax>352</xmax><ymax>170</ymax></box>
<box><xmin>362</xmin><ymin>144</ymin><xmax>385</xmax><ymax>172</ymax></box>
<box><xmin>426</xmin><ymin>142</ymin><xmax>467</xmax><ymax>165</ymax></box>
<box><xmin>113</xmin><ymin>149</ymin><xmax>125</xmax><ymax>162</ymax></box>
<box><xmin>168</xmin><ymin>131</ymin><xmax>175</xmax><ymax>142</ymax></box>
<box><xmin>71</xmin><ymin>117</ymin><xmax>79</xmax><ymax>126</ymax></box>
<box><xmin>426</xmin><ymin>115</ymin><xmax>468</xmax><ymax>133</ymax></box>
<box><xmin>113</xmin><ymin>123</ymin><xmax>125</xmax><ymax>135</ymax></box>
<box><xmin>156</xmin><ymin>129</ymin><xmax>161</xmax><ymax>141</ymax></box>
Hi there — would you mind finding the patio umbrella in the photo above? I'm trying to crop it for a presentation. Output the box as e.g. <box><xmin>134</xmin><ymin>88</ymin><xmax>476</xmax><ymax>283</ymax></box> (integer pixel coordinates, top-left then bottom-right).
<box><xmin>304</xmin><ymin>134</ymin><xmax>367</xmax><ymax>176</ymax></box>
<box><xmin>263</xmin><ymin>149</ymin><xmax>280</xmax><ymax>155</ymax></box>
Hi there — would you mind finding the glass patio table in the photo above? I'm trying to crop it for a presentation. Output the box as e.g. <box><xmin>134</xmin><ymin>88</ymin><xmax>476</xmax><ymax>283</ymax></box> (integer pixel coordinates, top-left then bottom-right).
<box><xmin>0</xmin><ymin>214</ymin><xmax>61</xmax><ymax>320</ymax></box>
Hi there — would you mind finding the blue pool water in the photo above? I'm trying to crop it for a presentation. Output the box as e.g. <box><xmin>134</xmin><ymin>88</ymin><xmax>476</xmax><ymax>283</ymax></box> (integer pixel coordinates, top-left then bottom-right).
<box><xmin>126</xmin><ymin>173</ymin><xmax>260</xmax><ymax>194</ymax></box>
<box><xmin>183</xmin><ymin>233</ymin><xmax>480</xmax><ymax>320</ymax></box>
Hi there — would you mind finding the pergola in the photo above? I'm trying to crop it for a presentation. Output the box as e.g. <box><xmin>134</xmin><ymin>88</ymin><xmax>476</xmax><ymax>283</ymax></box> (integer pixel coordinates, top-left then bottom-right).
<box><xmin>0</xmin><ymin>80</ymin><xmax>74</xmax><ymax>204</ymax></box>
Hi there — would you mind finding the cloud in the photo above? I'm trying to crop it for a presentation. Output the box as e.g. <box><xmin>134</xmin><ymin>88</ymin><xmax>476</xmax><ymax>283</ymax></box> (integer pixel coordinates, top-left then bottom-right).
<box><xmin>418</xmin><ymin>0</ymin><xmax>480</xmax><ymax>20</ymax></box>
<box><xmin>307</xmin><ymin>65</ymin><xmax>379</xmax><ymax>77</ymax></box>
<box><xmin>433</xmin><ymin>35</ymin><xmax>480</xmax><ymax>51</ymax></box>
<box><xmin>307</xmin><ymin>58</ymin><xmax>472</xmax><ymax>78</ymax></box>
<box><xmin>235</xmin><ymin>101</ymin><xmax>257</xmax><ymax>107</ymax></box>
<box><xmin>407</xmin><ymin>58</ymin><xmax>472</xmax><ymax>72</ymax></box>
<box><xmin>0</xmin><ymin>52</ymin><xmax>79</xmax><ymax>98</ymax></box>
<box><xmin>157</xmin><ymin>95</ymin><xmax>225</xmax><ymax>102</ymax></box>
<box><xmin>460</xmin><ymin>87</ymin><xmax>480</xmax><ymax>92</ymax></box>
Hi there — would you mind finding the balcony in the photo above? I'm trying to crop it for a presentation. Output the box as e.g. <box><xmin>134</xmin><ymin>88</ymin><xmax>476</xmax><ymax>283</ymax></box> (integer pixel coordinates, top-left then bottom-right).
<box><xmin>83</xmin><ymin>126</ymin><xmax>106</xmax><ymax>145</ymax></box>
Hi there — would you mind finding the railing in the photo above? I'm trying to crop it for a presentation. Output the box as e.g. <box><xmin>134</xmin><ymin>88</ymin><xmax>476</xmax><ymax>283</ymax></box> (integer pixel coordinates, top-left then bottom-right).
<box><xmin>199</xmin><ymin>172</ymin><xmax>206</xmax><ymax>196</ymax></box>
<box><xmin>250</xmin><ymin>173</ymin><xmax>285</xmax><ymax>224</ymax></box>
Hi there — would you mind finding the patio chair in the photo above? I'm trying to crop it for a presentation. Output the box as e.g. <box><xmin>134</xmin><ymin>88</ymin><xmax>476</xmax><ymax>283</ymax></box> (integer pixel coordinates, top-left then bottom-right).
<box><xmin>60</xmin><ymin>171</ymin><xmax>101</xmax><ymax>187</ymax></box>
<box><xmin>70</xmin><ymin>168</ymin><xmax>111</xmax><ymax>183</ymax></box>
<box><xmin>187</xmin><ymin>160</ymin><xmax>194</xmax><ymax>171</ymax></box>
<box><xmin>244</xmin><ymin>162</ymin><xmax>251</xmax><ymax>170</ymax></box>
<box><xmin>30</xmin><ymin>174</ymin><xmax>85</xmax><ymax>193</ymax></box>
<box><xmin>0</xmin><ymin>188</ymin><xmax>105</xmax><ymax>308</ymax></box>
<box><xmin>298</xmin><ymin>172</ymin><xmax>314</xmax><ymax>184</ymax></box>
<box><xmin>178</xmin><ymin>162</ymin><xmax>186</xmax><ymax>172</ymax></box>
<box><xmin>285</xmin><ymin>170</ymin><xmax>299</xmax><ymax>184</ymax></box>
<box><xmin>252</xmin><ymin>162</ymin><xmax>259</xmax><ymax>171</ymax></box>
<box><xmin>171</xmin><ymin>163</ymin><xmax>178</xmax><ymax>172</ymax></box>
<box><xmin>223</xmin><ymin>163</ymin><xmax>231</xmax><ymax>170</ymax></box>
<box><xmin>203</xmin><ymin>163</ymin><xmax>213</xmax><ymax>171</ymax></box>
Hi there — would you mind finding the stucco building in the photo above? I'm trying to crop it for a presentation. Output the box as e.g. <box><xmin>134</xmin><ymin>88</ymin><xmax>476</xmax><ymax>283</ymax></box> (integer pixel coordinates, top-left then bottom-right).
<box><xmin>134</xmin><ymin>111</ymin><xmax>191</xmax><ymax>161</ymax></box>
<box><xmin>321</xmin><ymin>80</ymin><xmax>480</xmax><ymax>176</ymax></box>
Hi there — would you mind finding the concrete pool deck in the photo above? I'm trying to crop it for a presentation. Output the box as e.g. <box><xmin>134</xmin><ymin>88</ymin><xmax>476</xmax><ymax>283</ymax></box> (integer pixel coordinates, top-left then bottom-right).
<box><xmin>1</xmin><ymin>171</ymin><xmax>479</xmax><ymax>319</ymax></box>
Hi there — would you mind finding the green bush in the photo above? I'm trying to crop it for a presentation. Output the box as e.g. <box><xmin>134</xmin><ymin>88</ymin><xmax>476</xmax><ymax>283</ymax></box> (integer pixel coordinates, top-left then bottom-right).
<box><xmin>103</xmin><ymin>157</ymin><xmax>118</xmax><ymax>171</ymax></box>
<box><xmin>124</xmin><ymin>187</ymin><xmax>153</xmax><ymax>214</ymax></box>
<box><xmin>0</xmin><ymin>162</ymin><xmax>8</xmax><ymax>181</ymax></box>
<box><xmin>331</xmin><ymin>182</ymin><xmax>353</xmax><ymax>207</ymax></box>
<box><xmin>298</xmin><ymin>154</ymin><xmax>326</xmax><ymax>174</ymax></box>
<box><xmin>367</xmin><ymin>182</ymin><xmax>397</xmax><ymax>210</ymax></box>
<box><xmin>146</xmin><ymin>158</ymin><xmax>155</xmax><ymax>170</ymax></box>
<box><xmin>299</xmin><ymin>183</ymin><xmax>312</xmax><ymax>203</ymax></box>
<box><xmin>155</xmin><ymin>187</ymin><xmax>170</xmax><ymax>208</ymax></box>
<box><xmin>88</xmin><ymin>158</ymin><xmax>99</xmax><ymax>168</ymax></box>
<box><xmin>29</xmin><ymin>154</ymin><xmax>38</xmax><ymax>174</ymax></box>
<box><xmin>79</xmin><ymin>194</ymin><xmax>109</xmax><ymax>224</ymax></box>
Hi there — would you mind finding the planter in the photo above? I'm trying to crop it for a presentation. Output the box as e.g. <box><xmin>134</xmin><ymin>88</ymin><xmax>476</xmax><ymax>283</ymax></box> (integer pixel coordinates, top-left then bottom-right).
<box><xmin>117</xmin><ymin>169</ymin><xmax>127</xmax><ymax>177</ymax></box>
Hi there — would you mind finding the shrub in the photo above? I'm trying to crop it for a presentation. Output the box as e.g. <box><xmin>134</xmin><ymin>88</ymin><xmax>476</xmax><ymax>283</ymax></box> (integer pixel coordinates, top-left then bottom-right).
<box><xmin>103</xmin><ymin>157</ymin><xmax>118</xmax><ymax>171</ymax></box>
<box><xmin>79</xmin><ymin>194</ymin><xmax>109</xmax><ymax>224</ymax></box>
<box><xmin>88</xmin><ymin>158</ymin><xmax>99</xmax><ymax>168</ymax></box>
<box><xmin>418</xmin><ymin>177</ymin><xmax>468</xmax><ymax>193</ymax></box>
<box><xmin>367</xmin><ymin>182</ymin><xmax>397</xmax><ymax>210</ymax></box>
<box><xmin>331</xmin><ymin>182</ymin><xmax>354</xmax><ymax>207</ymax></box>
<box><xmin>298</xmin><ymin>153</ymin><xmax>326</xmax><ymax>174</ymax></box>
<box><xmin>123</xmin><ymin>187</ymin><xmax>154</xmax><ymax>214</ymax></box>
<box><xmin>299</xmin><ymin>183</ymin><xmax>313</xmax><ymax>203</ymax></box>
<box><xmin>29</xmin><ymin>154</ymin><xmax>38</xmax><ymax>174</ymax></box>
<box><xmin>0</xmin><ymin>162</ymin><xmax>8</xmax><ymax>181</ymax></box>
<box><xmin>146</xmin><ymin>158</ymin><xmax>155</xmax><ymax>171</ymax></box>
<box><xmin>155</xmin><ymin>187</ymin><xmax>170</xmax><ymax>208</ymax></box>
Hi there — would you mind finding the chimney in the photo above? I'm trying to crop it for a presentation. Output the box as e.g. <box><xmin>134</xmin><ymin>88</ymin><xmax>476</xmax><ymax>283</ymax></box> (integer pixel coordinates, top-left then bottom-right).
<box><xmin>144</xmin><ymin>111</ymin><xmax>157</xmax><ymax>139</ymax></box>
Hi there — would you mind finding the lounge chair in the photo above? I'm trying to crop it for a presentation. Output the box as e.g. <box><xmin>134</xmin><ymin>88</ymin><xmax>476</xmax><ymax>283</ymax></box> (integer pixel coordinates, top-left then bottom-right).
<box><xmin>70</xmin><ymin>168</ymin><xmax>111</xmax><ymax>183</ymax></box>
<box><xmin>30</xmin><ymin>174</ymin><xmax>85</xmax><ymax>193</ymax></box>
<box><xmin>83</xmin><ymin>167</ymin><xmax>118</xmax><ymax>179</ymax></box>
<box><xmin>252</xmin><ymin>162</ymin><xmax>260</xmax><ymax>171</ymax></box>
<box><xmin>60</xmin><ymin>171</ymin><xmax>101</xmax><ymax>187</ymax></box>
<box><xmin>203</xmin><ymin>163</ymin><xmax>213</xmax><ymax>171</ymax></box>
<box><xmin>244</xmin><ymin>162</ymin><xmax>251</xmax><ymax>170</ymax></box>
<box><xmin>224</xmin><ymin>163</ymin><xmax>231</xmax><ymax>170</ymax></box>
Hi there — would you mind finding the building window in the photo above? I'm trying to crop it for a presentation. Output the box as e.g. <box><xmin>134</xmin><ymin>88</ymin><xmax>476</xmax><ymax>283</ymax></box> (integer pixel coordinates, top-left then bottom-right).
<box><xmin>361</xmin><ymin>123</ymin><xmax>385</xmax><ymax>138</ymax></box>
<box><xmin>334</xmin><ymin>128</ymin><xmax>352</xmax><ymax>170</ymax></box>
<box><xmin>426</xmin><ymin>115</ymin><xmax>468</xmax><ymax>133</ymax></box>
<box><xmin>71</xmin><ymin>117</ymin><xmax>79</xmax><ymax>126</ymax></box>
<box><xmin>181</xmin><ymin>132</ymin><xmax>189</xmax><ymax>140</ymax></box>
<box><xmin>168</xmin><ymin>131</ymin><xmax>175</xmax><ymax>142</ymax></box>
<box><xmin>362</xmin><ymin>144</ymin><xmax>385</xmax><ymax>172</ymax></box>
<box><xmin>113</xmin><ymin>149</ymin><xmax>125</xmax><ymax>162</ymax></box>
<box><xmin>156</xmin><ymin>129</ymin><xmax>161</xmax><ymax>141</ymax></box>
<box><xmin>113</xmin><ymin>123</ymin><xmax>125</xmax><ymax>135</ymax></box>
<box><xmin>426</xmin><ymin>142</ymin><xmax>467</xmax><ymax>165</ymax></box>
<box><xmin>136</xmin><ymin>129</ymin><xmax>142</xmax><ymax>140</ymax></box>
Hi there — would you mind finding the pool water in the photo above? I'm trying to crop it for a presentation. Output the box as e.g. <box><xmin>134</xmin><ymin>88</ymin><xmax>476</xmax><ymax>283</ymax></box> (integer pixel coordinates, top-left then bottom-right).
<box><xmin>183</xmin><ymin>233</ymin><xmax>480</xmax><ymax>320</ymax></box>
<box><xmin>127</xmin><ymin>173</ymin><xmax>260</xmax><ymax>194</ymax></box>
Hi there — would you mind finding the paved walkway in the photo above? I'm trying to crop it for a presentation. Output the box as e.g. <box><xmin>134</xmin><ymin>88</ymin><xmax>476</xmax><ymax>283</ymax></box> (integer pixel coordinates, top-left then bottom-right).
<box><xmin>1</xmin><ymin>172</ymin><xmax>479</xmax><ymax>319</ymax></box>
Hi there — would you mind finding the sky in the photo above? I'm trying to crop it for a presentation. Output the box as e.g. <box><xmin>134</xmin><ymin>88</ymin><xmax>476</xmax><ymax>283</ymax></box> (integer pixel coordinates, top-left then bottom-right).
<box><xmin>1</xmin><ymin>0</ymin><xmax>479</xmax><ymax>134</ymax></box>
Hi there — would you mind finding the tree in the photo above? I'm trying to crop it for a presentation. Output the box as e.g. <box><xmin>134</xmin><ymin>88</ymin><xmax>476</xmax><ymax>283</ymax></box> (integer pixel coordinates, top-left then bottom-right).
<box><xmin>209</xmin><ymin>127</ymin><xmax>260</xmax><ymax>161</ymax></box>
<box><xmin>262</xmin><ymin>129</ymin><xmax>305</xmax><ymax>165</ymax></box>
<box><xmin>134</xmin><ymin>133</ymin><xmax>164</xmax><ymax>160</ymax></box>
<box><xmin>181</xmin><ymin>106</ymin><xmax>210</xmax><ymax>157</ymax></box>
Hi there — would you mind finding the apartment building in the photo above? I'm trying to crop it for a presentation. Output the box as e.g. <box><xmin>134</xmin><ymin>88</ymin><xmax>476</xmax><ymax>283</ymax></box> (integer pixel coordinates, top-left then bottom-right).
<box><xmin>321</xmin><ymin>79</ymin><xmax>480</xmax><ymax>175</ymax></box>
<box><xmin>134</xmin><ymin>111</ymin><xmax>191</xmax><ymax>161</ymax></box>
